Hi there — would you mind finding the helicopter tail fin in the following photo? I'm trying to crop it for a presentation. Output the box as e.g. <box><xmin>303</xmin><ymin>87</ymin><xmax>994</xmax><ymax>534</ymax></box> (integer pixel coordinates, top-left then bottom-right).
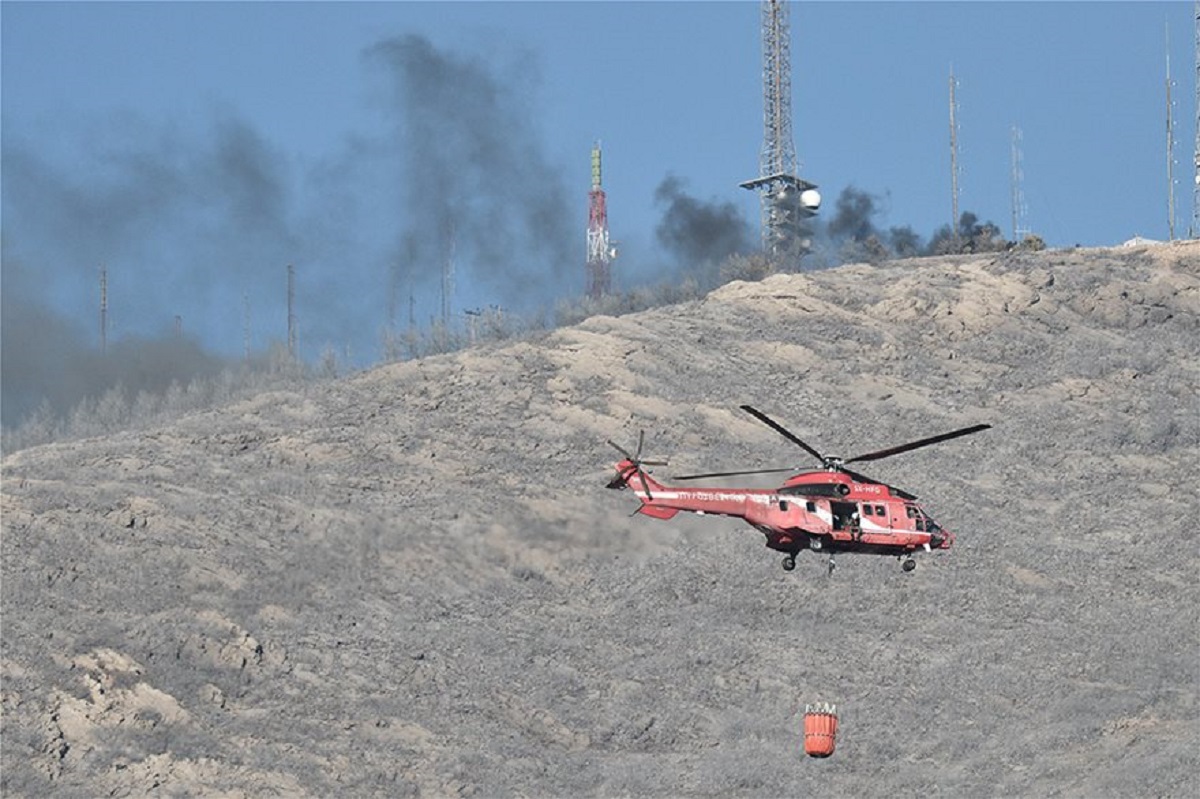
<box><xmin>638</xmin><ymin>504</ymin><xmax>679</xmax><ymax>519</ymax></box>
<box><xmin>618</xmin><ymin>467</ymin><xmax>677</xmax><ymax>517</ymax></box>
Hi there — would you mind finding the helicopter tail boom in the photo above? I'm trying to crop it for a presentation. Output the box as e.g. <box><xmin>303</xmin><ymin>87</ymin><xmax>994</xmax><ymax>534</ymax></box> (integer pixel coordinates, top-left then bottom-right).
<box><xmin>609</xmin><ymin>461</ymin><xmax>679</xmax><ymax>517</ymax></box>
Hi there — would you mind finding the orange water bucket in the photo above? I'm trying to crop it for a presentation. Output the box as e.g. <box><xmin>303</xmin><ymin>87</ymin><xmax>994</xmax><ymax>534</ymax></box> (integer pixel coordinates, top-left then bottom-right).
<box><xmin>803</xmin><ymin>702</ymin><xmax>838</xmax><ymax>758</ymax></box>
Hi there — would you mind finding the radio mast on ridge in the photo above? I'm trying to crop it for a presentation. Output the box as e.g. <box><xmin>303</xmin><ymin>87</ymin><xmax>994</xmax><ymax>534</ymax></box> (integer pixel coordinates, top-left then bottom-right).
<box><xmin>1167</xmin><ymin>23</ymin><xmax>1177</xmax><ymax>241</ymax></box>
<box><xmin>740</xmin><ymin>0</ymin><xmax>820</xmax><ymax>267</ymax></box>
<box><xmin>586</xmin><ymin>143</ymin><xmax>616</xmax><ymax>300</ymax></box>
<box><xmin>1193</xmin><ymin>0</ymin><xmax>1199</xmax><ymax>237</ymax></box>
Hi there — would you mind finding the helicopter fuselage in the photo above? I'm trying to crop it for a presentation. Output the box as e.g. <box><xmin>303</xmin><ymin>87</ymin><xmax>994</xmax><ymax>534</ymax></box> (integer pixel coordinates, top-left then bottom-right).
<box><xmin>611</xmin><ymin>461</ymin><xmax>952</xmax><ymax>569</ymax></box>
<box><xmin>606</xmin><ymin>406</ymin><xmax>985</xmax><ymax>574</ymax></box>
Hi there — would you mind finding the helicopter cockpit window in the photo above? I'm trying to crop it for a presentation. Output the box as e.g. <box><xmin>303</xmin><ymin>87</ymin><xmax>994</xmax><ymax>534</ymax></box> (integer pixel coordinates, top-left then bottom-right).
<box><xmin>806</xmin><ymin>501</ymin><xmax>816</xmax><ymax>512</ymax></box>
<box><xmin>906</xmin><ymin>506</ymin><xmax>916</xmax><ymax>518</ymax></box>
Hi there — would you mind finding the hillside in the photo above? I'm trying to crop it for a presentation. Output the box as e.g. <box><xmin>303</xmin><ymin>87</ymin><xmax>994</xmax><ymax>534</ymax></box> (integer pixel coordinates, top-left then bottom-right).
<box><xmin>3</xmin><ymin>242</ymin><xmax>1198</xmax><ymax>797</ymax></box>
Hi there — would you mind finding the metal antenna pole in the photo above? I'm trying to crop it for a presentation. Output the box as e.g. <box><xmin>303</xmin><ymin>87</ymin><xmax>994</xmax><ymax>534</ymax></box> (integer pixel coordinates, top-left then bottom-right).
<box><xmin>1010</xmin><ymin>125</ymin><xmax>1019</xmax><ymax>242</ymax></box>
<box><xmin>243</xmin><ymin>291</ymin><xmax>251</xmax><ymax>362</ymax></box>
<box><xmin>950</xmin><ymin>69</ymin><xmax>960</xmax><ymax>244</ymax></box>
<box><xmin>287</xmin><ymin>263</ymin><xmax>296</xmax><ymax>359</ymax></box>
<box><xmin>99</xmin><ymin>265</ymin><xmax>108</xmax><ymax>353</ymax></box>
<box><xmin>1167</xmin><ymin>22</ymin><xmax>1177</xmax><ymax>240</ymax></box>
<box><xmin>388</xmin><ymin>262</ymin><xmax>398</xmax><ymax>334</ymax></box>
<box><xmin>441</xmin><ymin>227</ymin><xmax>455</xmax><ymax>329</ymax></box>
<box><xmin>1193</xmin><ymin>0</ymin><xmax>1199</xmax><ymax>237</ymax></box>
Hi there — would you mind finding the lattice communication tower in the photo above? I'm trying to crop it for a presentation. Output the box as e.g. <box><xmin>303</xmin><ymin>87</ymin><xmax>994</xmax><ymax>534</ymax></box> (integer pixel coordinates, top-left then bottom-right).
<box><xmin>740</xmin><ymin>0</ymin><xmax>820</xmax><ymax>266</ymax></box>
<box><xmin>1010</xmin><ymin>125</ymin><xmax>1029</xmax><ymax>243</ymax></box>
<box><xmin>586</xmin><ymin>143</ymin><xmax>616</xmax><ymax>299</ymax></box>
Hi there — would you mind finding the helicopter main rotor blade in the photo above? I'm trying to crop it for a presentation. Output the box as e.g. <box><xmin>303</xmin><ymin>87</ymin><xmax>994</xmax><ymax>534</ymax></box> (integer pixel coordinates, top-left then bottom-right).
<box><xmin>608</xmin><ymin>440</ymin><xmax>634</xmax><ymax>460</ymax></box>
<box><xmin>842</xmin><ymin>467</ymin><xmax>882</xmax><ymax>485</ymax></box>
<box><xmin>607</xmin><ymin>439</ymin><xmax>667</xmax><ymax>467</ymax></box>
<box><xmin>608</xmin><ymin>439</ymin><xmax>667</xmax><ymax>465</ymax></box>
<box><xmin>674</xmin><ymin>467</ymin><xmax>797</xmax><ymax>481</ymax></box>
<box><xmin>845</xmin><ymin>423</ymin><xmax>992</xmax><ymax>464</ymax></box>
<box><xmin>740</xmin><ymin>405</ymin><xmax>826</xmax><ymax>465</ymax></box>
<box><xmin>637</xmin><ymin>467</ymin><xmax>653</xmax><ymax>500</ymax></box>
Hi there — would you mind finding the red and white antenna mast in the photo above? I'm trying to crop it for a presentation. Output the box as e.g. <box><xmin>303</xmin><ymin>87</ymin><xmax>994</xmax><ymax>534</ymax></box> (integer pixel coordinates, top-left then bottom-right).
<box><xmin>586</xmin><ymin>143</ymin><xmax>616</xmax><ymax>299</ymax></box>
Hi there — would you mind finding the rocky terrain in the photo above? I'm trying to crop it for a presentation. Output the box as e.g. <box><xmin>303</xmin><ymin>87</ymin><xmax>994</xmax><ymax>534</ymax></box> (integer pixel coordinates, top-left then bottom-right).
<box><xmin>2</xmin><ymin>242</ymin><xmax>1198</xmax><ymax>797</ymax></box>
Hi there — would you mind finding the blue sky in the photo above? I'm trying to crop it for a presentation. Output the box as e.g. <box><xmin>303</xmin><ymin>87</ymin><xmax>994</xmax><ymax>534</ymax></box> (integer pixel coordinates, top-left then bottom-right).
<box><xmin>2</xmin><ymin>1</ymin><xmax>1197</xmax><ymax>372</ymax></box>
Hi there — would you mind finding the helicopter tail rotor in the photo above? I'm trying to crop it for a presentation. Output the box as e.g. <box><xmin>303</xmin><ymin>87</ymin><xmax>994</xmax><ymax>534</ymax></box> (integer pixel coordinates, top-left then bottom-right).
<box><xmin>606</xmin><ymin>430</ymin><xmax>668</xmax><ymax>500</ymax></box>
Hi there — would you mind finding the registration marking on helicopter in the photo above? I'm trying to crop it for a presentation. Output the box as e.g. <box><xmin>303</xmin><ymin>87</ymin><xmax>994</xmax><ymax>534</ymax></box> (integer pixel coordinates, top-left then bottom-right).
<box><xmin>636</xmin><ymin>490</ymin><xmax>772</xmax><ymax>504</ymax></box>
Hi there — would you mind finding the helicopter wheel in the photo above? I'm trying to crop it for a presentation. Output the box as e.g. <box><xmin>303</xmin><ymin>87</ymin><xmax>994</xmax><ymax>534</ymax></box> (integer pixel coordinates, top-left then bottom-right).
<box><xmin>781</xmin><ymin>555</ymin><xmax>796</xmax><ymax>572</ymax></box>
<box><xmin>902</xmin><ymin>558</ymin><xmax>917</xmax><ymax>572</ymax></box>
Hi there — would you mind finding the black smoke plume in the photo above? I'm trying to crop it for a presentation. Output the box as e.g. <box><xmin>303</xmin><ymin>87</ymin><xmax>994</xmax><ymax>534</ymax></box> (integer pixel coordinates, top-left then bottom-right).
<box><xmin>826</xmin><ymin>186</ymin><xmax>879</xmax><ymax>243</ymax></box>
<box><xmin>0</xmin><ymin>115</ymin><xmax>302</xmax><ymax>431</ymax></box>
<box><xmin>818</xmin><ymin>186</ymin><xmax>924</xmax><ymax>263</ymax></box>
<box><xmin>2</xmin><ymin>34</ymin><xmax>583</xmax><ymax>433</ymax></box>
<box><xmin>926</xmin><ymin>211</ymin><xmax>1008</xmax><ymax>255</ymax></box>
<box><xmin>813</xmin><ymin>186</ymin><xmax>1006</xmax><ymax>265</ymax></box>
<box><xmin>366</xmin><ymin>35</ymin><xmax>574</xmax><ymax>308</ymax></box>
<box><xmin>654</xmin><ymin>175</ymin><xmax>755</xmax><ymax>287</ymax></box>
<box><xmin>0</xmin><ymin>253</ymin><xmax>227</xmax><ymax>429</ymax></box>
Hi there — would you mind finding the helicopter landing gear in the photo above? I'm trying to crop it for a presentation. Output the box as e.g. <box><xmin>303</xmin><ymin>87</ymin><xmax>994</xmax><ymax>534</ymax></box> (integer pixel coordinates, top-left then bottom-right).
<box><xmin>781</xmin><ymin>554</ymin><xmax>797</xmax><ymax>572</ymax></box>
<box><xmin>901</xmin><ymin>558</ymin><xmax>917</xmax><ymax>572</ymax></box>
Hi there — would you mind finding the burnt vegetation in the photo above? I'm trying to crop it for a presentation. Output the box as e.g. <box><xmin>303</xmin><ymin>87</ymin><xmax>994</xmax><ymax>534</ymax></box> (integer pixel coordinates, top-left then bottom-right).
<box><xmin>2</xmin><ymin>240</ymin><xmax>1196</xmax><ymax>796</ymax></box>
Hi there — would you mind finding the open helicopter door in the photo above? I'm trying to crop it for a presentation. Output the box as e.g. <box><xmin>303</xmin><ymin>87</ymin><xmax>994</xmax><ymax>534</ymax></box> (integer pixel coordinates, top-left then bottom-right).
<box><xmin>829</xmin><ymin>501</ymin><xmax>857</xmax><ymax>531</ymax></box>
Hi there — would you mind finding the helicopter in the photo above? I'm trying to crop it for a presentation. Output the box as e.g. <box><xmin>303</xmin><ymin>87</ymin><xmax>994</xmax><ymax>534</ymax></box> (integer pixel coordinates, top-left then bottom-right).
<box><xmin>607</xmin><ymin>405</ymin><xmax>990</xmax><ymax>575</ymax></box>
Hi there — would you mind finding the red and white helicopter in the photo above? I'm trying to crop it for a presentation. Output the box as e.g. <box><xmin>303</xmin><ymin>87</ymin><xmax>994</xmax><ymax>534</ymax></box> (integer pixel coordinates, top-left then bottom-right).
<box><xmin>607</xmin><ymin>405</ymin><xmax>990</xmax><ymax>575</ymax></box>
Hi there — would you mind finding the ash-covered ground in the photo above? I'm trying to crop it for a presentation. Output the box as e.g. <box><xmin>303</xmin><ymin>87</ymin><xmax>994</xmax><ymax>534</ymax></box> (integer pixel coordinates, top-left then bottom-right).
<box><xmin>3</xmin><ymin>242</ymin><xmax>1198</xmax><ymax>797</ymax></box>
